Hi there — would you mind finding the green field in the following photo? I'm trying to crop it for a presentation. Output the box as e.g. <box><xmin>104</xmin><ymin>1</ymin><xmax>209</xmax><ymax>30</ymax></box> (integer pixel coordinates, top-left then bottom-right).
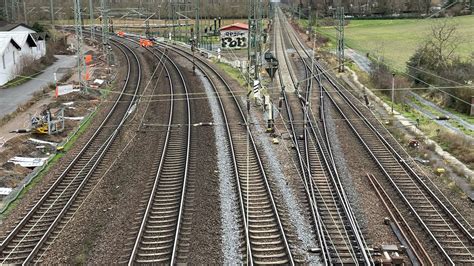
<box><xmin>312</xmin><ymin>15</ymin><xmax>474</xmax><ymax>71</ymax></box>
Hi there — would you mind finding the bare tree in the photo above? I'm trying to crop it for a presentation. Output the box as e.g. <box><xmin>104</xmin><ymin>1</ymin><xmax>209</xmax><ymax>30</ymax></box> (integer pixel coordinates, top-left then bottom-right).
<box><xmin>426</xmin><ymin>19</ymin><xmax>461</xmax><ymax>68</ymax></box>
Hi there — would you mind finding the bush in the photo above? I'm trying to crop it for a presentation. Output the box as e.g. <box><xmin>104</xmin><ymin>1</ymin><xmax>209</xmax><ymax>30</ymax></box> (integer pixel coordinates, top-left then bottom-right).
<box><xmin>406</xmin><ymin>20</ymin><xmax>474</xmax><ymax>114</ymax></box>
<box><xmin>31</xmin><ymin>22</ymin><xmax>45</xmax><ymax>33</ymax></box>
<box><xmin>369</xmin><ymin>60</ymin><xmax>409</xmax><ymax>103</ymax></box>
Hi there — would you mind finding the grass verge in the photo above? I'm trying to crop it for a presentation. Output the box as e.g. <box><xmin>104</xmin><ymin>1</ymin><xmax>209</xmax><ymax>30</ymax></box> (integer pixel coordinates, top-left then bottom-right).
<box><xmin>310</xmin><ymin>15</ymin><xmax>474</xmax><ymax>70</ymax></box>
<box><xmin>0</xmin><ymin>71</ymin><xmax>43</xmax><ymax>89</ymax></box>
<box><xmin>215</xmin><ymin>60</ymin><xmax>248</xmax><ymax>87</ymax></box>
<box><xmin>0</xmin><ymin>109</ymin><xmax>97</xmax><ymax>217</ymax></box>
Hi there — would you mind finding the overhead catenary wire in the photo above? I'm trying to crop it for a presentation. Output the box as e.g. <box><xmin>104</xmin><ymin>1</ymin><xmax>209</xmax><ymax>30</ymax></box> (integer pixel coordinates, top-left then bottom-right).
<box><xmin>1</xmin><ymin>59</ymin><xmax>471</xmax><ymax>97</ymax></box>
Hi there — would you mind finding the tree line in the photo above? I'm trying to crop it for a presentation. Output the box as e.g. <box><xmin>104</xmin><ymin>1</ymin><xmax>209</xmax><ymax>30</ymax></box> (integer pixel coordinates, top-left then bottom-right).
<box><xmin>286</xmin><ymin>0</ymin><xmax>471</xmax><ymax>16</ymax></box>
<box><xmin>1</xmin><ymin>0</ymin><xmax>261</xmax><ymax>23</ymax></box>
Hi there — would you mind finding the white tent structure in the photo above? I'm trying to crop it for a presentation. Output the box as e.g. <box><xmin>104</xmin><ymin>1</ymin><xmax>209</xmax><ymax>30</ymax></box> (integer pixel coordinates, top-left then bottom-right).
<box><xmin>0</xmin><ymin>35</ymin><xmax>22</xmax><ymax>85</ymax></box>
<box><xmin>0</xmin><ymin>23</ymin><xmax>47</xmax><ymax>86</ymax></box>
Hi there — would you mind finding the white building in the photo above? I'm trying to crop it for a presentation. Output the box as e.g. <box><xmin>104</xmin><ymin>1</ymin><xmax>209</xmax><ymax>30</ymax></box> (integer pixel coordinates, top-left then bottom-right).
<box><xmin>0</xmin><ymin>23</ymin><xmax>47</xmax><ymax>86</ymax></box>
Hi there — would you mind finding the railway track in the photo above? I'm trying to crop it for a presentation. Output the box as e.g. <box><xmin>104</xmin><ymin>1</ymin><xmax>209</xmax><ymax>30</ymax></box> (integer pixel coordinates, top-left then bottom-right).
<box><xmin>367</xmin><ymin>173</ymin><xmax>433</xmax><ymax>264</ymax></box>
<box><xmin>275</xmin><ymin>9</ymin><xmax>371</xmax><ymax>264</ymax></box>
<box><xmin>160</xmin><ymin>42</ymin><xmax>294</xmax><ymax>265</ymax></box>
<box><xmin>324</xmin><ymin>81</ymin><xmax>474</xmax><ymax>264</ymax></box>
<box><xmin>280</xmin><ymin>9</ymin><xmax>473</xmax><ymax>264</ymax></box>
<box><xmin>127</xmin><ymin>39</ymin><xmax>191</xmax><ymax>265</ymax></box>
<box><xmin>0</xmin><ymin>38</ymin><xmax>142</xmax><ymax>264</ymax></box>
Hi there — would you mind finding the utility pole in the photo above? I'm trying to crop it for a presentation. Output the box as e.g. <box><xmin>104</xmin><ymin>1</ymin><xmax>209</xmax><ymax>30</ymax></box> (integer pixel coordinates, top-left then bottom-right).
<box><xmin>10</xmin><ymin>0</ymin><xmax>16</xmax><ymax>22</ymax></box>
<box><xmin>248</xmin><ymin>0</ymin><xmax>262</xmax><ymax>81</ymax></box>
<box><xmin>336</xmin><ymin>6</ymin><xmax>345</xmax><ymax>72</ymax></box>
<box><xmin>170</xmin><ymin>1</ymin><xmax>175</xmax><ymax>41</ymax></box>
<box><xmin>391</xmin><ymin>73</ymin><xmax>395</xmax><ymax>114</ymax></box>
<box><xmin>191</xmin><ymin>28</ymin><xmax>196</xmax><ymax>74</ymax></box>
<box><xmin>307</xmin><ymin>5</ymin><xmax>311</xmax><ymax>41</ymax></box>
<box><xmin>195</xmin><ymin>0</ymin><xmax>200</xmax><ymax>48</ymax></box>
<box><xmin>299</xmin><ymin>0</ymin><xmax>302</xmax><ymax>20</ymax></box>
<box><xmin>100</xmin><ymin>0</ymin><xmax>111</xmax><ymax>67</ymax></box>
<box><xmin>50</xmin><ymin>0</ymin><xmax>54</xmax><ymax>26</ymax></box>
<box><xmin>89</xmin><ymin>0</ymin><xmax>94</xmax><ymax>41</ymax></box>
<box><xmin>4</xmin><ymin>0</ymin><xmax>9</xmax><ymax>22</ymax></box>
<box><xmin>74</xmin><ymin>0</ymin><xmax>86</xmax><ymax>92</ymax></box>
<box><xmin>12</xmin><ymin>0</ymin><xmax>19</xmax><ymax>22</ymax></box>
<box><xmin>22</xmin><ymin>0</ymin><xmax>26</xmax><ymax>24</ymax></box>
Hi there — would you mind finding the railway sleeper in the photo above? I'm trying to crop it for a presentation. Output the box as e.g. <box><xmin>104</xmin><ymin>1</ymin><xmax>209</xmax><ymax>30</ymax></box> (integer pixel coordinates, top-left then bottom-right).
<box><xmin>146</xmin><ymin>216</ymin><xmax>177</xmax><ymax>224</ymax></box>
<box><xmin>248</xmin><ymin>218</ymin><xmax>278</xmax><ymax>224</ymax></box>
<box><xmin>327</xmin><ymin>245</ymin><xmax>359</xmax><ymax>252</ymax></box>
<box><xmin>143</xmin><ymin>227</ymin><xmax>175</xmax><ymax>234</ymax></box>
<box><xmin>248</xmin><ymin>212</ymin><xmax>275</xmax><ymax>219</ymax></box>
<box><xmin>324</xmin><ymin>234</ymin><xmax>354</xmax><ymax>241</ymax></box>
<box><xmin>8</xmin><ymin>232</ymin><xmax>44</xmax><ymax>240</ymax></box>
<box><xmin>138</xmin><ymin>244</ymin><xmax>173</xmax><ymax>252</ymax></box>
<box><xmin>252</xmin><ymin>246</ymin><xmax>286</xmax><ymax>252</ymax></box>
<box><xmin>146</xmin><ymin>223</ymin><xmax>176</xmax><ymax>230</ymax></box>
<box><xmin>3</xmin><ymin>241</ymin><xmax>38</xmax><ymax>251</ymax></box>
<box><xmin>429</xmin><ymin>227</ymin><xmax>462</xmax><ymax>234</ymax></box>
<box><xmin>253</xmin><ymin>252</ymin><xmax>289</xmax><ymax>260</ymax></box>
<box><xmin>444</xmin><ymin>245</ymin><xmax>473</xmax><ymax>253</ymax></box>
<box><xmin>140</xmin><ymin>238</ymin><xmax>175</xmax><ymax>246</ymax></box>
<box><xmin>150</xmin><ymin>203</ymin><xmax>180</xmax><ymax>211</ymax></box>
<box><xmin>242</xmin><ymin>195</ymin><xmax>271</xmax><ymax>202</ymax></box>
<box><xmin>250</xmin><ymin>234</ymin><xmax>282</xmax><ymax>241</ymax></box>
<box><xmin>0</xmin><ymin>256</ymin><xmax>28</xmax><ymax>263</ymax></box>
<box><xmin>424</xmin><ymin>221</ymin><xmax>456</xmax><ymax>228</ymax></box>
<box><xmin>142</xmin><ymin>233</ymin><xmax>174</xmax><ymax>241</ymax></box>
<box><xmin>9</xmin><ymin>236</ymin><xmax>39</xmax><ymax>244</ymax></box>
<box><xmin>151</xmin><ymin>200</ymin><xmax>179</xmax><ymax>208</ymax></box>
<box><xmin>136</xmin><ymin>256</ymin><xmax>171</xmax><ymax>263</ymax></box>
<box><xmin>452</xmin><ymin>258</ymin><xmax>474</xmax><ymax>264</ymax></box>
<box><xmin>22</xmin><ymin>217</ymin><xmax>55</xmax><ymax>225</ymax></box>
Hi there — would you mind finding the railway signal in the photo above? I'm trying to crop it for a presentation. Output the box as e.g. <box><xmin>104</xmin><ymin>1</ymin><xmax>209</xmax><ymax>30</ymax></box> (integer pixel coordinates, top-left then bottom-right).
<box><xmin>264</xmin><ymin>51</ymin><xmax>279</xmax><ymax>82</ymax></box>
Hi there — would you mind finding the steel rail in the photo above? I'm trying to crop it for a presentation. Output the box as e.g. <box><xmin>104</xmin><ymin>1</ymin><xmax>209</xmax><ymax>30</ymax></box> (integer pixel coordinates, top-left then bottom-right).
<box><xmin>367</xmin><ymin>173</ymin><xmax>434</xmax><ymax>265</ymax></box>
<box><xmin>327</xmin><ymin>73</ymin><xmax>474</xmax><ymax>241</ymax></box>
<box><xmin>164</xmin><ymin>49</ymin><xmax>191</xmax><ymax>266</ymax></box>
<box><xmin>282</xmin><ymin>14</ymin><xmax>473</xmax><ymax>250</ymax></box>
<box><xmin>285</xmin><ymin>12</ymin><xmax>471</xmax><ymax>260</ymax></box>
<box><xmin>0</xmin><ymin>36</ymin><xmax>142</xmax><ymax>265</ymax></box>
<box><xmin>125</xmin><ymin>41</ymin><xmax>174</xmax><ymax>264</ymax></box>
<box><xmin>323</xmin><ymin>77</ymin><xmax>472</xmax><ymax>264</ymax></box>
<box><xmin>272</xmin><ymin>13</ymin><xmax>330</xmax><ymax>265</ymax></box>
<box><xmin>277</xmin><ymin>8</ymin><xmax>372</xmax><ymax>265</ymax></box>
<box><xmin>160</xmin><ymin>41</ymin><xmax>294</xmax><ymax>265</ymax></box>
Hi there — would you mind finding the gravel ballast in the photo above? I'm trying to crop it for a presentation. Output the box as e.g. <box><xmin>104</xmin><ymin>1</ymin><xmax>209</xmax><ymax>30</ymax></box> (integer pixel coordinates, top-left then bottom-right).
<box><xmin>197</xmin><ymin>70</ymin><xmax>242</xmax><ymax>264</ymax></box>
<box><xmin>248</xmin><ymin>107</ymin><xmax>321</xmax><ymax>264</ymax></box>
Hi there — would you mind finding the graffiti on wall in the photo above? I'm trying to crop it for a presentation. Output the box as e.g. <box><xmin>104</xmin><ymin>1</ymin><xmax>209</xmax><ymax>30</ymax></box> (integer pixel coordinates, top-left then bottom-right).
<box><xmin>221</xmin><ymin>30</ymin><xmax>248</xmax><ymax>49</ymax></box>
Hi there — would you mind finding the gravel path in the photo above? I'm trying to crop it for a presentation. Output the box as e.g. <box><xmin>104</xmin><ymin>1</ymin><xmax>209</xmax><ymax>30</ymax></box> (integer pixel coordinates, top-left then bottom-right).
<box><xmin>323</xmin><ymin>101</ymin><xmax>366</xmax><ymax>231</ymax></box>
<box><xmin>197</xmin><ymin>70</ymin><xmax>242</xmax><ymax>264</ymax></box>
<box><xmin>344</xmin><ymin>46</ymin><xmax>472</xmax><ymax>137</ymax></box>
<box><xmin>408</xmin><ymin>92</ymin><xmax>474</xmax><ymax>135</ymax></box>
<box><xmin>325</xmin><ymin>102</ymin><xmax>422</xmax><ymax>262</ymax></box>
<box><xmin>345</xmin><ymin>48</ymin><xmax>372</xmax><ymax>74</ymax></box>
<box><xmin>170</xmin><ymin>53</ymin><xmax>222</xmax><ymax>264</ymax></box>
<box><xmin>247</xmin><ymin>99</ymin><xmax>321</xmax><ymax>264</ymax></box>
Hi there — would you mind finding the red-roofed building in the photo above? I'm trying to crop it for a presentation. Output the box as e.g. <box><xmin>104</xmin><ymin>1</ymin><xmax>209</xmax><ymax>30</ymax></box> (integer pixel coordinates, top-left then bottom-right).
<box><xmin>220</xmin><ymin>23</ymin><xmax>248</xmax><ymax>49</ymax></box>
<box><xmin>219</xmin><ymin>23</ymin><xmax>249</xmax><ymax>31</ymax></box>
